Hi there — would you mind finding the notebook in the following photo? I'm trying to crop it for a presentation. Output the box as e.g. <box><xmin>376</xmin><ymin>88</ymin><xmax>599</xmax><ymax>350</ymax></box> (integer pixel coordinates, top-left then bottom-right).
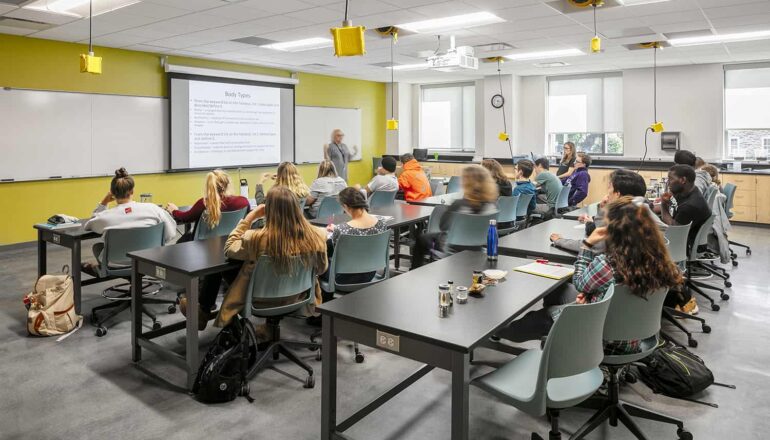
<box><xmin>514</xmin><ymin>261</ymin><xmax>574</xmax><ymax>280</ymax></box>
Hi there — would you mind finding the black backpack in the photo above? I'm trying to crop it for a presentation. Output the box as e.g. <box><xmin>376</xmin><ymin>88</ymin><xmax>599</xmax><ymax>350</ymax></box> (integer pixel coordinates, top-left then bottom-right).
<box><xmin>192</xmin><ymin>316</ymin><xmax>257</xmax><ymax>403</ymax></box>
<box><xmin>637</xmin><ymin>340</ymin><xmax>714</xmax><ymax>398</ymax></box>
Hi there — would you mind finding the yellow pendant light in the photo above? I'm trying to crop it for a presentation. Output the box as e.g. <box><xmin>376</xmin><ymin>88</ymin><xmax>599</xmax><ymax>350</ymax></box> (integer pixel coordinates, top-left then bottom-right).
<box><xmin>386</xmin><ymin>28</ymin><xmax>398</xmax><ymax>131</ymax></box>
<box><xmin>649</xmin><ymin>42</ymin><xmax>664</xmax><ymax>132</ymax></box>
<box><xmin>330</xmin><ymin>0</ymin><xmax>366</xmax><ymax>57</ymax></box>
<box><xmin>80</xmin><ymin>0</ymin><xmax>102</xmax><ymax>74</ymax></box>
<box><xmin>590</xmin><ymin>0</ymin><xmax>603</xmax><ymax>53</ymax></box>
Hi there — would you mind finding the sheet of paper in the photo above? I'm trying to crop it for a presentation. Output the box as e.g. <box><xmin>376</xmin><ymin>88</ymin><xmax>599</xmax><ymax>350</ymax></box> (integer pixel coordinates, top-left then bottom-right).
<box><xmin>514</xmin><ymin>262</ymin><xmax>574</xmax><ymax>280</ymax></box>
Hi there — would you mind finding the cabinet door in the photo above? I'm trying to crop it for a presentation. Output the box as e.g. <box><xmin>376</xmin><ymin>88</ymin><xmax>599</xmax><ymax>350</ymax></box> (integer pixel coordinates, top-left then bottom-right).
<box><xmin>732</xmin><ymin>190</ymin><xmax>756</xmax><ymax>207</ymax></box>
<box><xmin>637</xmin><ymin>170</ymin><xmax>663</xmax><ymax>186</ymax></box>
<box><xmin>731</xmin><ymin>205</ymin><xmax>756</xmax><ymax>223</ymax></box>
<box><xmin>722</xmin><ymin>173</ymin><xmax>757</xmax><ymax>191</ymax></box>
<box><xmin>755</xmin><ymin>176</ymin><xmax>770</xmax><ymax>224</ymax></box>
<box><xmin>584</xmin><ymin>169</ymin><xmax>611</xmax><ymax>206</ymax></box>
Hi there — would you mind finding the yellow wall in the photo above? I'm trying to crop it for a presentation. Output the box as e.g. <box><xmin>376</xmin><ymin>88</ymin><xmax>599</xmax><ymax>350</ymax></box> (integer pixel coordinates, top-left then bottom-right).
<box><xmin>0</xmin><ymin>34</ymin><xmax>386</xmax><ymax>245</ymax></box>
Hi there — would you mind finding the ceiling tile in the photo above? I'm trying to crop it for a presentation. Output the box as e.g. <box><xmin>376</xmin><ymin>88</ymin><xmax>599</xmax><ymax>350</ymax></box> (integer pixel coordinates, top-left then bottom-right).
<box><xmin>4</xmin><ymin>7</ymin><xmax>79</xmax><ymax>25</ymax></box>
<box><xmin>118</xmin><ymin>2</ymin><xmax>191</xmax><ymax>20</ymax></box>
<box><xmin>703</xmin><ymin>1</ymin><xmax>770</xmax><ymax>20</ymax></box>
<box><xmin>143</xmin><ymin>0</ymin><xmax>224</xmax><ymax>12</ymax></box>
<box><xmin>0</xmin><ymin>5</ymin><xmax>18</xmax><ymax>14</ymax></box>
<box><xmin>495</xmin><ymin>3</ymin><xmax>559</xmax><ymax>21</ymax></box>
<box><xmin>0</xmin><ymin>24</ymin><xmax>34</xmax><ymax>35</ymax></box>
<box><xmin>407</xmin><ymin>1</ymin><xmax>482</xmax><ymax>18</ymax></box>
<box><xmin>238</xmin><ymin>0</ymin><xmax>316</xmax><ymax>14</ymax></box>
<box><xmin>286</xmin><ymin>6</ymin><xmax>342</xmax><ymax>23</ymax></box>
<box><xmin>204</xmin><ymin>4</ymin><xmax>275</xmax><ymax>21</ymax></box>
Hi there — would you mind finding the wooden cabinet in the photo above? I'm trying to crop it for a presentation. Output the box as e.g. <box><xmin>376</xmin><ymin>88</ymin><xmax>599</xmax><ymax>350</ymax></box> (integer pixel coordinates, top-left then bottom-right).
<box><xmin>637</xmin><ymin>170</ymin><xmax>664</xmax><ymax>184</ymax></box>
<box><xmin>722</xmin><ymin>173</ymin><xmax>761</xmax><ymax>223</ymax></box>
<box><xmin>755</xmin><ymin>175</ymin><xmax>770</xmax><ymax>223</ymax></box>
<box><xmin>584</xmin><ymin>168</ymin><xmax>612</xmax><ymax>206</ymax></box>
<box><xmin>722</xmin><ymin>173</ymin><xmax>757</xmax><ymax>191</ymax></box>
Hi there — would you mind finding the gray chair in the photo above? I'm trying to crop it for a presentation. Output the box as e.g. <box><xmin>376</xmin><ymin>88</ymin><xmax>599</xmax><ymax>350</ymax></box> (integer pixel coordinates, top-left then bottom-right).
<box><xmin>445</xmin><ymin>211</ymin><xmax>498</xmax><ymax>249</ymax></box>
<box><xmin>687</xmin><ymin>215</ymin><xmax>729</xmax><ymax>311</ymax></box>
<box><xmin>571</xmin><ymin>284</ymin><xmax>692</xmax><ymax>440</ymax></box>
<box><xmin>242</xmin><ymin>255</ymin><xmax>319</xmax><ymax>388</ymax></box>
<box><xmin>429</xmin><ymin>178</ymin><xmax>445</xmax><ymax>196</ymax></box>
<box><xmin>369</xmin><ymin>190</ymin><xmax>397</xmax><ymax>209</ymax></box>
<box><xmin>722</xmin><ymin>183</ymin><xmax>751</xmax><ymax>257</ymax></box>
<box><xmin>473</xmin><ymin>287</ymin><xmax>614</xmax><ymax>440</ymax></box>
<box><xmin>514</xmin><ymin>193</ymin><xmax>535</xmax><ymax>230</ymax></box>
<box><xmin>316</xmin><ymin>232</ymin><xmax>391</xmax><ymax>363</ymax></box>
<box><xmin>662</xmin><ymin>223</ymin><xmax>710</xmax><ymax>348</ymax></box>
<box><xmin>194</xmin><ymin>207</ymin><xmax>247</xmax><ymax>240</ymax></box>
<box><xmin>446</xmin><ymin>175</ymin><xmax>462</xmax><ymax>194</ymax></box>
<box><xmin>496</xmin><ymin>195</ymin><xmax>520</xmax><ymax>236</ymax></box>
<box><xmin>316</xmin><ymin>196</ymin><xmax>343</xmax><ymax>219</ymax></box>
<box><xmin>425</xmin><ymin>204</ymin><xmax>448</xmax><ymax>234</ymax></box>
<box><xmin>89</xmin><ymin>223</ymin><xmax>174</xmax><ymax>337</ymax></box>
<box><xmin>554</xmin><ymin>183</ymin><xmax>571</xmax><ymax>218</ymax></box>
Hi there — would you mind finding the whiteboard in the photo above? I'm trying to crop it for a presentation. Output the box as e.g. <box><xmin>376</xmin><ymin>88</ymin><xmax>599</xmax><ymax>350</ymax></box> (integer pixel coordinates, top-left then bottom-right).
<box><xmin>0</xmin><ymin>88</ymin><xmax>167</xmax><ymax>182</ymax></box>
<box><xmin>295</xmin><ymin>106</ymin><xmax>362</xmax><ymax>164</ymax></box>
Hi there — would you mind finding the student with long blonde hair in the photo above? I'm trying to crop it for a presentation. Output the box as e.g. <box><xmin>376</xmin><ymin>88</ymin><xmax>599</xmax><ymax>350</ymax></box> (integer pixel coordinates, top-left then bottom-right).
<box><xmin>410</xmin><ymin>165</ymin><xmax>498</xmax><ymax>269</ymax></box>
<box><xmin>167</xmin><ymin>169</ymin><xmax>249</xmax><ymax>240</ymax></box>
<box><xmin>255</xmin><ymin>161</ymin><xmax>310</xmax><ymax>205</ymax></box>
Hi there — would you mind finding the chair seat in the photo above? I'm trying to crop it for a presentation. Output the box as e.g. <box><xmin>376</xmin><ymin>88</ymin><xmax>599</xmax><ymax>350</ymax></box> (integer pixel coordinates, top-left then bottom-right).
<box><xmin>320</xmin><ymin>272</ymin><xmax>387</xmax><ymax>294</ymax></box>
<box><xmin>473</xmin><ymin>349</ymin><xmax>604</xmax><ymax>414</ymax></box>
<box><xmin>602</xmin><ymin>340</ymin><xmax>658</xmax><ymax>366</ymax></box>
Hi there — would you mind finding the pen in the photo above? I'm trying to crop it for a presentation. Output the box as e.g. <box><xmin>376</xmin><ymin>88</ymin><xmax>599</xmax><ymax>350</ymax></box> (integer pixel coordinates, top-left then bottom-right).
<box><xmin>535</xmin><ymin>259</ymin><xmax>564</xmax><ymax>267</ymax></box>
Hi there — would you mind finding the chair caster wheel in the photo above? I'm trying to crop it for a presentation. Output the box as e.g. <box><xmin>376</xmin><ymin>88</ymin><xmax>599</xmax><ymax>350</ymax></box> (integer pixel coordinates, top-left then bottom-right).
<box><xmin>702</xmin><ymin>325</ymin><xmax>711</xmax><ymax>333</ymax></box>
<box><xmin>731</xmin><ymin>260</ymin><xmax>738</xmax><ymax>267</ymax></box>
<box><xmin>168</xmin><ymin>305</ymin><xmax>176</xmax><ymax>314</ymax></box>
<box><xmin>316</xmin><ymin>351</ymin><xmax>322</xmax><ymax>361</ymax></box>
<box><xmin>721</xmin><ymin>293</ymin><xmax>730</xmax><ymax>300</ymax></box>
<box><xmin>711</xmin><ymin>304</ymin><xmax>720</xmax><ymax>312</ymax></box>
<box><xmin>746</xmin><ymin>249</ymin><xmax>752</xmax><ymax>256</ymax></box>
<box><xmin>688</xmin><ymin>339</ymin><xmax>698</xmax><ymax>348</ymax></box>
<box><xmin>677</xmin><ymin>428</ymin><xmax>693</xmax><ymax>440</ymax></box>
<box><xmin>152</xmin><ymin>321</ymin><xmax>162</xmax><ymax>331</ymax></box>
<box><xmin>355</xmin><ymin>353</ymin><xmax>365</xmax><ymax>364</ymax></box>
<box><xmin>304</xmin><ymin>374</ymin><xmax>315</xmax><ymax>389</ymax></box>
<box><xmin>724</xmin><ymin>281</ymin><xmax>732</xmax><ymax>288</ymax></box>
<box><xmin>307</xmin><ymin>344</ymin><xmax>319</xmax><ymax>352</ymax></box>
<box><xmin>95</xmin><ymin>327</ymin><xmax>107</xmax><ymax>337</ymax></box>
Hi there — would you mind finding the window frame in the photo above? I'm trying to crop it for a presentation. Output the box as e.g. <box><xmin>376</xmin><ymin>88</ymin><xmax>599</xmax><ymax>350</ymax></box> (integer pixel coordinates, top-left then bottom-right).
<box><xmin>723</xmin><ymin>62</ymin><xmax>770</xmax><ymax>159</ymax></box>
<box><xmin>546</xmin><ymin>72</ymin><xmax>624</xmax><ymax>156</ymax></box>
<box><xmin>418</xmin><ymin>81</ymin><xmax>476</xmax><ymax>153</ymax></box>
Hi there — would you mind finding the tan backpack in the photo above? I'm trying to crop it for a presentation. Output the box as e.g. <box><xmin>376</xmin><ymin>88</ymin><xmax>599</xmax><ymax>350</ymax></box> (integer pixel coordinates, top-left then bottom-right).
<box><xmin>26</xmin><ymin>267</ymin><xmax>82</xmax><ymax>336</ymax></box>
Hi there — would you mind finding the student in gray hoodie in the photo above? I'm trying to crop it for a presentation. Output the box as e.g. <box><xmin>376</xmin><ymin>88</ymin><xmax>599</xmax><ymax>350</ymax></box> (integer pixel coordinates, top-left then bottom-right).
<box><xmin>674</xmin><ymin>150</ymin><xmax>711</xmax><ymax>195</ymax></box>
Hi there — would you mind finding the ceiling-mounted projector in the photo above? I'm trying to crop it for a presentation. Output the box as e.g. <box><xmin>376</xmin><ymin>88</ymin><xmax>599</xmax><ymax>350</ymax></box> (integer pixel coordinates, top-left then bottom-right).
<box><xmin>426</xmin><ymin>35</ymin><xmax>478</xmax><ymax>72</ymax></box>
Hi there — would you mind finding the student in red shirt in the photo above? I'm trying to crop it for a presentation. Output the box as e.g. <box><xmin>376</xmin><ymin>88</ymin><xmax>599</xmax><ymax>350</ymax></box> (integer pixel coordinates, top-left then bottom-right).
<box><xmin>166</xmin><ymin>169</ymin><xmax>249</xmax><ymax>242</ymax></box>
<box><xmin>397</xmin><ymin>153</ymin><xmax>432</xmax><ymax>202</ymax></box>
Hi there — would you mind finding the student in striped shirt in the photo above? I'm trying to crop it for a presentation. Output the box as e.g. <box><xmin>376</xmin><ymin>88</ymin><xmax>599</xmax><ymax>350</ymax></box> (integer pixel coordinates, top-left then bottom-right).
<box><xmin>496</xmin><ymin>196</ymin><xmax>682</xmax><ymax>355</ymax></box>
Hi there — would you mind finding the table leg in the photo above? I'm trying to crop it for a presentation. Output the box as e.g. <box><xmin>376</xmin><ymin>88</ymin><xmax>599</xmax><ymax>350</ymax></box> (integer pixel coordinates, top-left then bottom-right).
<box><xmin>321</xmin><ymin>314</ymin><xmax>337</xmax><ymax>440</ymax></box>
<box><xmin>37</xmin><ymin>230</ymin><xmax>47</xmax><ymax>278</ymax></box>
<box><xmin>185</xmin><ymin>276</ymin><xmax>200</xmax><ymax>390</ymax></box>
<box><xmin>131</xmin><ymin>260</ymin><xmax>142</xmax><ymax>362</ymax></box>
<box><xmin>71</xmin><ymin>239</ymin><xmax>82</xmax><ymax>315</ymax></box>
<box><xmin>393</xmin><ymin>226</ymin><xmax>401</xmax><ymax>270</ymax></box>
<box><xmin>451</xmin><ymin>351</ymin><xmax>470</xmax><ymax>440</ymax></box>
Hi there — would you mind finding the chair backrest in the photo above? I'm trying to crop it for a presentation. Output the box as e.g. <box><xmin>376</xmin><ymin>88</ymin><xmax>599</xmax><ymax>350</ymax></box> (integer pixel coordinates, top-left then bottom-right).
<box><xmin>538</xmin><ymin>287</ymin><xmax>613</xmax><ymax>396</ymax></box>
<box><xmin>244</xmin><ymin>255</ymin><xmax>316</xmax><ymax>317</ymax></box>
<box><xmin>587</xmin><ymin>202</ymin><xmax>599</xmax><ymax>217</ymax></box>
<box><xmin>689</xmin><ymin>214</ymin><xmax>715</xmax><ymax>259</ymax></box>
<box><xmin>103</xmin><ymin>223</ymin><xmax>165</xmax><ymax>268</ymax></box>
<box><xmin>555</xmin><ymin>183</ymin><xmax>571</xmax><ymax>209</ymax></box>
<box><xmin>369</xmin><ymin>191</ymin><xmax>397</xmax><ymax>209</ymax></box>
<box><xmin>705</xmin><ymin>185</ymin><xmax>718</xmax><ymax>208</ymax></box>
<box><xmin>515</xmin><ymin>193</ymin><xmax>534</xmax><ymax>218</ymax></box>
<box><xmin>195</xmin><ymin>207</ymin><xmax>247</xmax><ymax>240</ymax></box>
<box><xmin>496</xmin><ymin>195</ymin><xmax>519</xmax><ymax>224</ymax></box>
<box><xmin>722</xmin><ymin>183</ymin><xmax>736</xmax><ymax>215</ymax></box>
<box><xmin>603</xmin><ymin>284</ymin><xmax>667</xmax><ymax>343</ymax></box>
<box><xmin>445</xmin><ymin>211</ymin><xmax>498</xmax><ymax>248</ymax></box>
<box><xmin>433</xmin><ymin>180</ymin><xmax>447</xmax><ymax>196</ymax></box>
<box><xmin>426</xmin><ymin>204</ymin><xmax>448</xmax><ymax>234</ymax></box>
<box><xmin>317</xmin><ymin>196</ymin><xmax>343</xmax><ymax>219</ymax></box>
<box><xmin>664</xmin><ymin>223</ymin><xmax>691</xmax><ymax>264</ymax></box>
<box><xmin>328</xmin><ymin>232</ymin><xmax>391</xmax><ymax>292</ymax></box>
<box><xmin>446</xmin><ymin>175</ymin><xmax>462</xmax><ymax>194</ymax></box>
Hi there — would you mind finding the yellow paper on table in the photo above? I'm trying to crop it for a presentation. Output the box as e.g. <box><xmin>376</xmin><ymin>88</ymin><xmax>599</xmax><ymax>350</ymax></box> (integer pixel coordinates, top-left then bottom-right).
<box><xmin>514</xmin><ymin>262</ymin><xmax>574</xmax><ymax>280</ymax></box>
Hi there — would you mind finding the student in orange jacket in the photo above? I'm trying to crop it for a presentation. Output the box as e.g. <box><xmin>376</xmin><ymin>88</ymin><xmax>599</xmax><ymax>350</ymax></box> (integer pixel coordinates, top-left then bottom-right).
<box><xmin>398</xmin><ymin>153</ymin><xmax>432</xmax><ymax>202</ymax></box>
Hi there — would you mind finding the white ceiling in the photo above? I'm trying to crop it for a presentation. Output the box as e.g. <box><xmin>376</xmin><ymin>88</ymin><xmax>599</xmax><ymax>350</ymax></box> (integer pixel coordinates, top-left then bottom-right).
<box><xmin>2</xmin><ymin>0</ymin><xmax>770</xmax><ymax>83</ymax></box>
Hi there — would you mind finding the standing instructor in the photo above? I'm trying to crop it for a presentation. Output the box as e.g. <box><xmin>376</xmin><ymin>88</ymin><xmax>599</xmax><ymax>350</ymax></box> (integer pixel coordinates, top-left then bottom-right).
<box><xmin>324</xmin><ymin>129</ymin><xmax>357</xmax><ymax>182</ymax></box>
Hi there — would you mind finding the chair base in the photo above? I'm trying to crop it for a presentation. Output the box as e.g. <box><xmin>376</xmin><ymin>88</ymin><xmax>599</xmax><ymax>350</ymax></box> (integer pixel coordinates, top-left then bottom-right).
<box><xmin>571</xmin><ymin>366</ymin><xmax>690</xmax><ymax>440</ymax></box>
<box><xmin>91</xmin><ymin>281</ymin><xmax>176</xmax><ymax>337</ymax></box>
<box><xmin>249</xmin><ymin>317</ymin><xmax>319</xmax><ymax>388</ymax></box>
<box><xmin>662</xmin><ymin>307</ymin><xmax>710</xmax><ymax>348</ymax></box>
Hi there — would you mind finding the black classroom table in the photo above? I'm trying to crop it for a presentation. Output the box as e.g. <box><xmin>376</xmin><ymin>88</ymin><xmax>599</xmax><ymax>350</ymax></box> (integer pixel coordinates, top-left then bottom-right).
<box><xmin>406</xmin><ymin>192</ymin><xmax>463</xmax><ymax>207</ymax></box>
<box><xmin>310</xmin><ymin>202</ymin><xmax>434</xmax><ymax>271</ymax></box>
<box><xmin>128</xmin><ymin>236</ymin><xmax>241</xmax><ymax>390</ymax></box>
<box><xmin>498</xmin><ymin>218</ymin><xmax>583</xmax><ymax>264</ymax></box>
<box><xmin>318</xmin><ymin>251</ymin><xmax>569</xmax><ymax>440</ymax></box>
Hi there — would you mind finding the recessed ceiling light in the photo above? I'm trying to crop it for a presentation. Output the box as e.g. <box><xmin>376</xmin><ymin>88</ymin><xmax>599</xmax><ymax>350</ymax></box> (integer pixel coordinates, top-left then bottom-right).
<box><xmin>617</xmin><ymin>0</ymin><xmax>670</xmax><ymax>5</ymax></box>
<box><xmin>261</xmin><ymin>37</ymin><xmax>333</xmax><ymax>52</ymax></box>
<box><xmin>668</xmin><ymin>30</ymin><xmax>770</xmax><ymax>46</ymax></box>
<box><xmin>388</xmin><ymin>63</ymin><xmax>430</xmax><ymax>71</ymax></box>
<box><xmin>397</xmin><ymin>12</ymin><xmax>505</xmax><ymax>34</ymax></box>
<box><xmin>24</xmin><ymin>0</ymin><xmax>141</xmax><ymax>18</ymax></box>
<box><xmin>504</xmin><ymin>48</ymin><xmax>584</xmax><ymax>61</ymax></box>
<box><xmin>534</xmin><ymin>61</ymin><xmax>569</xmax><ymax>68</ymax></box>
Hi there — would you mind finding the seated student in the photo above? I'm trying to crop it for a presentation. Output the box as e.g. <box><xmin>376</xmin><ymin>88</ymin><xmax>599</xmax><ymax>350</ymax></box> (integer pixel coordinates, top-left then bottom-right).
<box><xmin>213</xmin><ymin>186</ymin><xmax>328</xmax><ymax>333</ymax></box>
<box><xmin>481</xmin><ymin>159</ymin><xmax>512</xmax><ymax>197</ymax></box>
<box><xmin>533</xmin><ymin>158</ymin><xmax>563</xmax><ymax>215</ymax></box>
<box><xmin>255</xmin><ymin>161</ymin><xmax>310</xmax><ymax>205</ymax></box>
<box><xmin>82</xmin><ymin>168</ymin><xmax>177</xmax><ymax>275</ymax></box>
<box><xmin>358</xmin><ymin>156</ymin><xmax>398</xmax><ymax>196</ymax></box>
<box><xmin>550</xmin><ymin>169</ymin><xmax>667</xmax><ymax>252</ymax></box>
<box><xmin>512</xmin><ymin>159</ymin><xmax>537</xmax><ymax>217</ymax></box>
<box><xmin>306</xmin><ymin>160</ymin><xmax>347</xmax><ymax>218</ymax></box>
<box><xmin>701</xmin><ymin>164</ymin><xmax>721</xmax><ymax>191</ymax></box>
<box><xmin>564</xmin><ymin>152</ymin><xmax>591</xmax><ymax>206</ymax></box>
<box><xmin>410</xmin><ymin>165</ymin><xmax>498</xmax><ymax>269</ymax></box>
<box><xmin>496</xmin><ymin>196</ymin><xmax>682</xmax><ymax>354</ymax></box>
<box><xmin>166</xmin><ymin>169</ymin><xmax>249</xmax><ymax>241</ymax></box>
<box><xmin>661</xmin><ymin>165</ymin><xmax>712</xmax><ymax>249</ymax></box>
<box><xmin>694</xmin><ymin>156</ymin><xmax>713</xmax><ymax>195</ymax></box>
<box><xmin>398</xmin><ymin>153</ymin><xmax>432</xmax><ymax>202</ymax></box>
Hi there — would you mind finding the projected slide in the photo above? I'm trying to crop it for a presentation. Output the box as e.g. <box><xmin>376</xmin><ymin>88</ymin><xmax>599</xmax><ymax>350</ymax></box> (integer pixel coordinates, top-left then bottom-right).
<box><xmin>188</xmin><ymin>81</ymin><xmax>281</xmax><ymax>168</ymax></box>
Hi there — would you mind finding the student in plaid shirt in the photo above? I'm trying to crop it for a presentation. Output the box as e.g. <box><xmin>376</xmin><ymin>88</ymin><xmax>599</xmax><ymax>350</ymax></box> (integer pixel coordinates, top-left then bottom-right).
<box><xmin>496</xmin><ymin>196</ymin><xmax>683</xmax><ymax>355</ymax></box>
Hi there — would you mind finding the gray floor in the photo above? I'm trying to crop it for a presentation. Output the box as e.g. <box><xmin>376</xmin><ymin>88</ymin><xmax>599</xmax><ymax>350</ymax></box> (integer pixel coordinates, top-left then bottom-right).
<box><xmin>1</xmin><ymin>225</ymin><xmax>768</xmax><ymax>440</ymax></box>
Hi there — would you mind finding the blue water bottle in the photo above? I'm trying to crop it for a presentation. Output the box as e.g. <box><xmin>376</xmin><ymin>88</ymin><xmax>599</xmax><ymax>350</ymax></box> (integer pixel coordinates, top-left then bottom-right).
<box><xmin>486</xmin><ymin>219</ymin><xmax>498</xmax><ymax>261</ymax></box>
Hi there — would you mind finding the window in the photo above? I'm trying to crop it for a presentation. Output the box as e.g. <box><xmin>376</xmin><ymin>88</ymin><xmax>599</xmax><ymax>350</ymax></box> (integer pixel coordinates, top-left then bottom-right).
<box><xmin>419</xmin><ymin>83</ymin><xmax>475</xmax><ymax>151</ymax></box>
<box><xmin>725</xmin><ymin>64</ymin><xmax>770</xmax><ymax>158</ymax></box>
<box><xmin>547</xmin><ymin>74</ymin><xmax>623</xmax><ymax>155</ymax></box>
